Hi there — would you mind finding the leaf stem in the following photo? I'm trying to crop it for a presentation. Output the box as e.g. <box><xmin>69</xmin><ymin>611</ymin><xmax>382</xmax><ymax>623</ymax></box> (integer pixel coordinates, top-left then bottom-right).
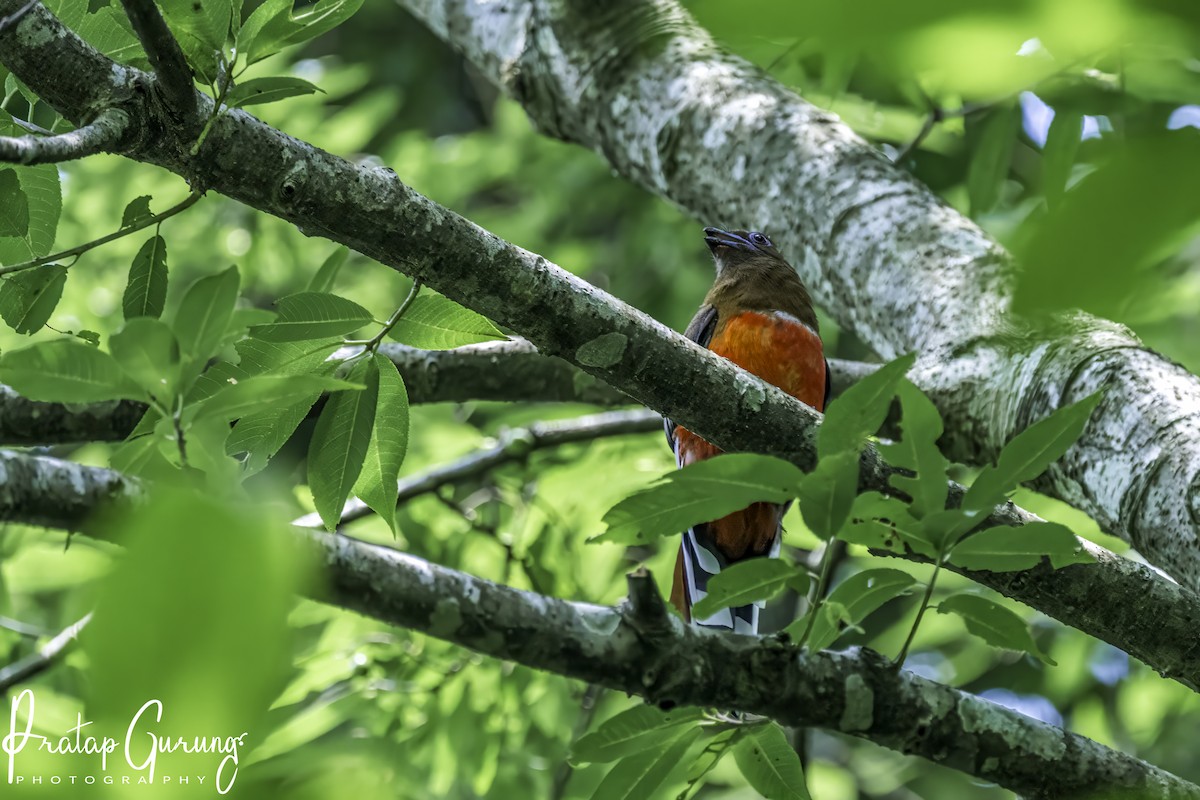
<box><xmin>365</xmin><ymin>279</ymin><xmax>422</xmax><ymax>352</ymax></box>
<box><xmin>796</xmin><ymin>540</ymin><xmax>838</xmax><ymax>648</ymax></box>
<box><xmin>894</xmin><ymin>555</ymin><xmax>944</xmax><ymax>669</ymax></box>
<box><xmin>0</xmin><ymin>190</ymin><xmax>202</xmax><ymax>277</ymax></box>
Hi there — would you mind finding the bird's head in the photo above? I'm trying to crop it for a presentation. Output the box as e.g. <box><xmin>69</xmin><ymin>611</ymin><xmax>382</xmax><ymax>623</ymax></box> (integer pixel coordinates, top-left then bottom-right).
<box><xmin>703</xmin><ymin>227</ymin><xmax>790</xmax><ymax>276</ymax></box>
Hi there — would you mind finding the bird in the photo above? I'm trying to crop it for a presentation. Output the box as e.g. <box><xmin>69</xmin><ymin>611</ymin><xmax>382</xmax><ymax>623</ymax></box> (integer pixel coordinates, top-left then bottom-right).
<box><xmin>665</xmin><ymin>227</ymin><xmax>829</xmax><ymax>634</ymax></box>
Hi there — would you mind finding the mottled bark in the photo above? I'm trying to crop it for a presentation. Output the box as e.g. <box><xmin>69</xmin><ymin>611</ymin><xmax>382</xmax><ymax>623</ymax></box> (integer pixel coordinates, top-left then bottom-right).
<box><xmin>393</xmin><ymin>0</ymin><xmax>1200</xmax><ymax>591</ymax></box>
<box><xmin>313</xmin><ymin>535</ymin><xmax>1200</xmax><ymax>800</ymax></box>
<box><xmin>0</xmin><ymin>107</ymin><xmax>129</xmax><ymax>164</ymax></box>
<box><xmin>0</xmin><ymin>0</ymin><xmax>1196</xmax><ymax>694</ymax></box>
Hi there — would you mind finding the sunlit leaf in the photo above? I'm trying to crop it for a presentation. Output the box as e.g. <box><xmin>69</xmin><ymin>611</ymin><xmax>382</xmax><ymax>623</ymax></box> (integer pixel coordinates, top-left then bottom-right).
<box><xmin>817</xmin><ymin>353</ymin><xmax>914</xmax><ymax>458</ymax></box>
<box><xmin>228</xmin><ymin>76</ymin><xmax>322</xmax><ymax>107</ymax></box>
<box><xmin>194</xmin><ymin>373</ymin><xmax>360</xmax><ymax>423</ymax></box>
<box><xmin>0</xmin><ymin>339</ymin><xmax>136</xmax><ymax>402</ymax></box>
<box><xmin>308</xmin><ymin>357</ymin><xmax>379</xmax><ymax>530</ymax></box>
<box><xmin>251</xmin><ymin>291</ymin><xmax>373</xmax><ymax>341</ymax></box>
<box><xmin>879</xmin><ymin>380</ymin><xmax>948</xmax><ymax>518</ymax></box>
<box><xmin>352</xmin><ymin>353</ymin><xmax>410</xmax><ymax>535</ymax></box>
<box><xmin>387</xmin><ymin>293</ymin><xmax>507</xmax><ymax>349</ymax></box>
<box><xmin>240</xmin><ymin>0</ymin><xmax>364</xmax><ymax>65</ymax></box>
<box><xmin>790</xmin><ymin>568</ymin><xmax>917</xmax><ymax>652</ymax></box>
<box><xmin>691</xmin><ymin>558</ymin><xmax>808</xmax><ymax>620</ymax></box>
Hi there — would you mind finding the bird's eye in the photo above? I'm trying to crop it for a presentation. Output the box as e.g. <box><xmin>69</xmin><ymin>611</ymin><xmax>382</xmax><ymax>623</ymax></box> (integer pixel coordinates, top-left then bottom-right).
<box><xmin>750</xmin><ymin>232</ymin><xmax>770</xmax><ymax>247</ymax></box>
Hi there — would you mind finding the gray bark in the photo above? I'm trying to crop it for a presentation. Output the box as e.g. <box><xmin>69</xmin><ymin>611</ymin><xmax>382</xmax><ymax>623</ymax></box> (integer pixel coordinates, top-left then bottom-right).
<box><xmin>0</xmin><ymin>0</ymin><xmax>1197</xmax><ymax>690</ymax></box>
<box><xmin>394</xmin><ymin>0</ymin><xmax>1200</xmax><ymax>591</ymax></box>
<box><xmin>0</xmin><ymin>106</ymin><xmax>129</xmax><ymax>164</ymax></box>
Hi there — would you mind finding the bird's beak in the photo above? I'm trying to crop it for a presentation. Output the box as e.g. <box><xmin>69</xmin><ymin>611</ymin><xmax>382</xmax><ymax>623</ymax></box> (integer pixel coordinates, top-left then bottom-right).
<box><xmin>703</xmin><ymin>227</ymin><xmax>752</xmax><ymax>253</ymax></box>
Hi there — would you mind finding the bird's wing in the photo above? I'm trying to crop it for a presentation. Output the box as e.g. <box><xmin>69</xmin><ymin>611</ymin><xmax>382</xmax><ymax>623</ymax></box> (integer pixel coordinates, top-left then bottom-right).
<box><xmin>663</xmin><ymin>304</ymin><xmax>719</xmax><ymax>452</ymax></box>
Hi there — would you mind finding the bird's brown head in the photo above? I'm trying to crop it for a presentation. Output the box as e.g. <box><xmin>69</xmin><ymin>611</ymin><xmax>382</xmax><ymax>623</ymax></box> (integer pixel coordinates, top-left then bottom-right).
<box><xmin>702</xmin><ymin>226</ymin><xmax>818</xmax><ymax>330</ymax></box>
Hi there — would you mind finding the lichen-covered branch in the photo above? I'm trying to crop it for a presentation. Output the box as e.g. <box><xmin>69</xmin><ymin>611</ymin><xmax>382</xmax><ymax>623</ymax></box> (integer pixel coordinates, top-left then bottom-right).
<box><xmin>0</xmin><ymin>2</ymin><xmax>1196</xmax><ymax>693</ymax></box>
<box><xmin>0</xmin><ymin>107</ymin><xmax>129</xmax><ymax>164</ymax></box>
<box><xmin>0</xmin><ymin>449</ymin><xmax>136</xmax><ymax>528</ymax></box>
<box><xmin>117</xmin><ymin>0</ymin><xmax>196</xmax><ymax>121</ymax></box>
<box><xmin>393</xmin><ymin>0</ymin><xmax>1200</xmax><ymax>591</ymax></box>
<box><xmin>310</xmin><ymin>533</ymin><xmax>1200</xmax><ymax>800</ymax></box>
<box><xmin>293</xmin><ymin>408</ymin><xmax>662</xmax><ymax>529</ymax></box>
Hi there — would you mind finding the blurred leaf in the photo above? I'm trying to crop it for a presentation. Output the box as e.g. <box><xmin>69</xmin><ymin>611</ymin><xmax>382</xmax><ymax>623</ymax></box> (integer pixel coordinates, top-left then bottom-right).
<box><xmin>1015</xmin><ymin>131</ymin><xmax>1200</xmax><ymax>320</ymax></box>
<box><xmin>572</xmin><ymin>705</ymin><xmax>704</xmax><ymax>764</ymax></box>
<box><xmin>121</xmin><ymin>195</ymin><xmax>154</xmax><ymax>228</ymax></box>
<box><xmin>733</xmin><ymin>723</ymin><xmax>811</xmax><ymax>800</ymax></box>
<box><xmin>110</xmin><ymin>317</ymin><xmax>180</xmax><ymax>404</ymax></box>
<box><xmin>691</xmin><ymin>558</ymin><xmax>808</xmax><ymax>620</ymax></box>
<box><xmin>194</xmin><ymin>373</ymin><xmax>360</xmax><ymax>423</ymax></box>
<box><xmin>949</xmin><ymin>522</ymin><xmax>1094</xmax><ymax>571</ymax></box>
<box><xmin>817</xmin><ymin>353</ymin><xmax>914</xmax><ymax>458</ymax></box>
<box><xmin>123</xmin><ymin>234</ymin><xmax>169</xmax><ymax>320</ymax></box>
<box><xmin>0</xmin><ymin>169</ymin><xmax>29</xmax><ymax>237</ymax></box>
<box><xmin>228</xmin><ymin>76</ymin><xmax>322</xmax><ymax>107</ymax></box>
<box><xmin>796</xmin><ymin>450</ymin><xmax>860</xmax><ymax>540</ymax></box>
<box><xmin>251</xmin><ymin>291</ymin><xmax>373</xmax><ymax>341</ymax></box>
<box><xmin>590</xmin><ymin>726</ymin><xmax>699</xmax><ymax>800</ymax></box>
<box><xmin>352</xmin><ymin>353</ymin><xmax>410</xmax><ymax>535</ymax></box>
<box><xmin>595</xmin><ymin>454</ymin><xmax>803</xmax><ymax>545</ymax></box>
<box><xmin>308</xmin><ymin>357</ymin><xmax>379</xmax><ymax>530</ymax></box>
<box><xmin>967</xmin><ymin>104</ymin><xmax>1019</xmax><ymax>217</ymax></box>
<box><xmin>0</xmin><ymin>264</ymin><xmax>66</xmax><ymax>334</ymax></box>
<box><xmin>791</xmin><ymin>568</ymin><xmax>917</xmax><ymax>652</ymax></box>
<box><xmin>0</xmin><ymin>339</ymin><xmax>135</xmax><ymax>402</ymax></box>
<box><xmin>387</xmin><ymin>293</ymin><xmax>507</xmax><ymax>349</ymax></box>
<box><xmin>962</xmin><ymin>392</ymin><xmax>1102</xmax><ymax>515</ymax></box>
<box><xmin>308</xmin><ymin>246</ymin><xmax>349</xmax><ymax>292</ymax></box>
<box><xmin>173</xmin><ymin>265</ymin><xmax>240</xmax><ymax>358</ymax></box>
<box><xmin>937</xmin><ymin>593</ymin><xmax>1055</xmax><ymax>665</ymax></box>
<box><xmin>880</xmin><ymin>380</ymin><xmax>948</xmax><ymax>519</ymax></box>
<box><xmin>1042</xmin><ymin>109</ymin><xmax>1082</xmax><ymax>209</ymax></box>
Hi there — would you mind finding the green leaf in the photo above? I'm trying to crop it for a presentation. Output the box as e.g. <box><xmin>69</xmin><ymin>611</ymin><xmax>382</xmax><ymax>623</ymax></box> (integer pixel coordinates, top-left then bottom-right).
<box><xmin>0</xmin><ymin>169</ymin><xmax>29</xmax><ymax>237</ymax></box>
<box><xmin>590</xmin><ymin>727</ymin><xmax>699</xmax><ymax>800</ymax></box>
<box><xmin>691</xmin><ymin>558</ymin><xmax>808</xmax><ymax>620</ymax></box>
<box><xmin>1042</xmin><ymin>110</ymin><xmax>1082</xmax><ymax>209</ymax></box>
<box><xmin>195</xmin><ymin>373</ymin><xmax>360</xmax><ymax>423</ymax></box>
<box><xmin>172</xmin><ymin>265</ymin><xmax>240</xmax><ymax>359</ymax></box>
<box><xmin>308</xmin><ymin>357</ymin><xmax>379</xmax><ymax>530</ymax></box>
<box><xmin>227</xmin><ymin>76</ymin><xmax>322</xmax><ymax>107</ymax></box>
<box><xmin>110</xmin><ymin>318</ymin><xmax>181</xmax><ymax>404</ymax></box>
<box><xmin>308</xmin><ymin>246</ymin><xmax>348</xmax><ymax>293</ymax></box>
<box><xmin>0</xmin><ymin>264</ymin><xmax>66</xmax><ymax>334</ymax></box>
<box><xmin>796</xmin><ymin>450</ymin><xmax>860</xmax><ymax>540</ymax></box>
<box><xmin>123</xmin><ymin>234</ymin><xmax>169</xmax><ymax>320</ymax></box>
<box><xmin>74</xmin><ymin>6</ymin><xmax>145</xmax><ymax>64</ymax></box>
<box><xmin>733</xmin><ymin>723</ymin><xmax>811</xmax><ymax>800</ymax></box>
<box><xmin>967</xmin><ymin>104</ymin><xmax>1019</xmax><ymax>216</ymax></box>
<box><xmin>791</xmin><ymin>568</ymin><xmax>916</xmax><ymax>652</ymax></box>
<box><xmin>0</xmin><ymin>113</ymin><xmax>61</xmax><ymax>263</ymax></box>
<box><xmin>240</xmin><ymin>0</ymin><xmax>364</xmax><ymax>65</ymax></box>
<box><xmin>817</xmin><ymin>353</ymin><xmax>914</xmax><ymax>458</ymax></box>
<box><xmin>352</xmin><ymin>353</ymin><xmax>410</xmax><ymax>535</ymax></box>
<box><xmin>937</xmin><ymin>593</ymin><xmax>1055</xmax><ymax>665</ymax></box>
<box><xmin>839</xmin><ymin>491</ymin><xmax>930</xmax><ymax>555</ymax></box>
<box><xmin>572</xmin><ymin>705</ymin><xmax>705</xmax><ymax>764</ymax></box>
<box><xmin>962</xmin><ymin>392</ymin><xmax>1103</xmax><ymax>514</ymax></box>
<box><xmin>160</xmin><ymin>0</ymin><xmax>231</xmax><ymax>51</ymax></box>
<box><xmin>387</xmin><ymin>293</ymin><xmax>507</xmax><ymax>349</ymax></box>
<box><xmin>595</xmin><ymin>454</ymin><xmax>804</xmax><ymax>545</ymax></box>
<box><xmin>250</xmin><ymin>291</ymin><xmax>373</xmax><ymax>342</ymax></box>
<box><xmin>0</xmin><ymin>339</ymin><xmax>135</xmax><ymax>402</ymax></box>
<box><xmin>949</xmin><ymin>522</ymin><xmax>1094</xmax><ymax>572</ymax></box>
<box><xmin>879</xmin><ymin>380</ymin><xmax>948</xmax><ymax>518</ymax></box>
<box><xmin>121</xmin><ymin>195</ymin><xmax>154</xmax><ymax>228</ymax></box>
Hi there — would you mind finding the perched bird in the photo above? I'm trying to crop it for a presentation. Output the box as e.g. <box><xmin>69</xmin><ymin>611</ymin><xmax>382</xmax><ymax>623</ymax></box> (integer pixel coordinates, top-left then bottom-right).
<box><xmin>666</xmin><ymin>227</ymin><xmax>828</xmax><ymax>634</ymax></box>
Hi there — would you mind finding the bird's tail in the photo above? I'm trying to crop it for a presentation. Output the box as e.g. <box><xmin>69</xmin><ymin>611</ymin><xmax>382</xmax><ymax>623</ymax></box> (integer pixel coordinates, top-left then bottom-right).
<box><xmin>671</xmin><ymin>520</ymin><xmax>781</xmax><ymax>636</ymax></box>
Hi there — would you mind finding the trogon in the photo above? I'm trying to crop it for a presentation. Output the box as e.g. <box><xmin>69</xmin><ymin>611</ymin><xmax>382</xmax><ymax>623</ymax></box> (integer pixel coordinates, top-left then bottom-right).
<box><xmin>665</xmin><ymin>227</ymin><xmax>829</xmax><ymax>634</ymax></box>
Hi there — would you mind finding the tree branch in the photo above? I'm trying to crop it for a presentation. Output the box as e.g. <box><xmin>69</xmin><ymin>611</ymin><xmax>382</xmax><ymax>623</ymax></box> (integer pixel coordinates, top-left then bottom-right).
<box><xmin>0</xmin><ymin>107</ymin><xmax>129</xmax><ymax>164</ymax></box>
<box><xmin>0</xmin><ymin>3</ymin><xmax>1197</xmax><ymax>691</ymax></box>
<box><xmin>293</xmin><ymin>408</ymin><xmax>661</xmax><ymax>529</ymax></box>
<box><xmin>0</xmin><ymin>612</ymin><xmax>91</xmax><ymax>692</ymax></box>
<box><xmin>392</xmin><ymin>0</ymin><xmax>1200</xmax><ymax>593</ymax></box>
<box><xmin>308</xmin><ymin>531</ymin><xmax>1200</xmax><ymax>800</ymax></box>
<box><xmin>117</xmin><ymin>0</ymin><xmax>196</xmax><ymax>121</ymax></box>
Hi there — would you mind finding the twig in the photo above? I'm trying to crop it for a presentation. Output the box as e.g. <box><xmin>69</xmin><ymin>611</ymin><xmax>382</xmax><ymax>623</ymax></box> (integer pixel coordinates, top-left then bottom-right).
<box><xmin>117</xmin><ymin>0</ymin><xmax>196</xmax><ymax>120</ymax></box>
<box><xmin>0</xmin><ymin>189</ymin><xmax>201</xmax><ymax>277</ymax></box>
<box><xmin>365</xmin><ymin>279</ymin><xmax>422</xmax><ymax>351</ymax></box>
<box><xmin>0</xmin><ymin>612</ymin><xmax>92</xmax><ymax>691</ymax></box>
<box><xmin>0</xmin><ymin>615</ymin><xmax>52</xmax><ymax>638</ymax></box>
<box><xmin>0</xmin><ymin>107</ymin><xmax>130</xmax><ymax>165</ymax></box>
<box><xmin>293</xmin><ymin>409</ymin><xmax>662</xmax><ymax>529</ymax></box>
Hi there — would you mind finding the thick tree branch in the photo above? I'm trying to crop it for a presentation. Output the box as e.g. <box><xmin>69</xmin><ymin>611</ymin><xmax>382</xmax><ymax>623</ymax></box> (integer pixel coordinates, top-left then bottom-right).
<box><xmin>294</xmin><ymin>408</ymin><xmax>662</xmax><ymax>529</ymax></box>
<box><xmin>393</xmin><ymin>0</ymin><xmax>1200</xmax><ymax>592</ymax></box>
<box><xmin>0</xmin><ymin>4</ymin><xmax>1197</xmax><ymax>691</ymax></box>
<box><xmin>0</xmin><ymin>107</ymin><xmax>129</xmax><ymax>164</ymax></box>
<box><xmin>117</xmin><ymin>0</ymin><xmax>196</xmax><ymax>121</ymax></box>
<box><xmin>309</xmin><ymin>532</ymin><xmax>1200</xmax><ymax>800</ymax></box>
